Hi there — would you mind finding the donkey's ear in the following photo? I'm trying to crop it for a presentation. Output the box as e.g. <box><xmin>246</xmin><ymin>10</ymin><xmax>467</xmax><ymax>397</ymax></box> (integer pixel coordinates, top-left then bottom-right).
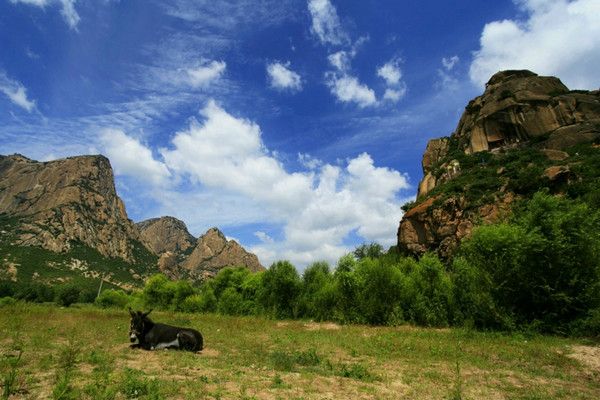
<box><xmin>143</xmin><ymin>309</ymin><xmax>153</xmax><ymax>317</ymax></box>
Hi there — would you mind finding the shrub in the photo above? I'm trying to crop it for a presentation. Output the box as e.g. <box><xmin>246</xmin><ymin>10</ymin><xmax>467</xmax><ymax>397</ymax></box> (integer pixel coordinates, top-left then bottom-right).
<box><xmin>458</xmin><ymin>191</ymin><xmax>600</xmax><ymax>332</ymax></box>
<box><xmin>142</xmin><ymin>274</ymin><xmax>174</xmax><ymax>309</ymax></box>
<box><xmin>55</xmin><ymin>284</ymin><xmax>81</xmax><ymax>307</ymax></box>
<box><xmin>355</xmin><ymin>258</ymin><xmax>405</xmax><ymax>325</ymax></box>
<box><xmin>95</xmin><ymin>289</ymin><xmax>131</xmax><ymax>309</ymax></box>
<box><xmin>0</xmin><ymin>296</ymin><xmax>16</xmax><ymax>307</ymax></box>
<box><xmin>259</xmin><ymin>261</ymin><xmax>301</xmax><ymax>319</ymax></box>
<box><xmin>402</xmin><ymin>254</ymin><xmax>454</xmax><ymax>327</ymax></box>
<box><xmin>180</xmin><ymin>294</ymin><xmax>204</xmax><ymax>313</ymax></box>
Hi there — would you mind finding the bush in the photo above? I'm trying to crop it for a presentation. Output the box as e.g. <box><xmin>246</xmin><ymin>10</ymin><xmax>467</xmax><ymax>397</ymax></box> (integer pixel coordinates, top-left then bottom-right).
<box><xmin>298</xmin><ymin>262</ymin><xmax>335</xmax><ymax>320</ymax></box>
<box><xmin>259</xmin><ymin>261</ymin><xmax>301</xmax><ymax>319</ymax></box>
<box><xmin>402</xmin><ymin>254</ymin><xmax>454</xmax><ymax>327</ymax></box>
<box><xmin>0</xmin><ymin>296</ymin><xmax>16</xmax><ymax>307</ymax></box>
<box><xmin>180</xmin><ymin>294</ymin><xmax>204</xmax><ymax>313</ymax></box>
<box><xmin>142</xmin><ymin>274</ymin><xmax>175</xmax><ymax>309</ymax></box>
<box><xmin>355</xmin><ymin>258</ymin><xmax>405</xmax><ymax>325</ymax></box>
<box><xmin>95</xmin><ymin>289</ymin><xmax>131</xmax><ymax>309</ymax></box>
<box><xmin>458</xmin><ymin>191</ymin><xmax>600</xmax><ymax>333</ymax></box>
<box><xmin>55</xmin><ymin>284</ymin><xmax>81</xmax><ymax>307</ymax></box>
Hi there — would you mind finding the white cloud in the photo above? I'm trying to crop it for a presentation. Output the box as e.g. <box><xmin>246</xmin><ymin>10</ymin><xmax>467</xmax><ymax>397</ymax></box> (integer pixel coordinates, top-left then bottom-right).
<box><xmin>328</xmin><ymin>50</ymin><xmax>352</xmax><ymax>71</ymax></box>
<box><xmin>377</xmin><ymin>59</ymin><xmax>407</xmax><ymax>103</ymax></box>
<box><xmin>99</xmin><ymin>128</ymin><xmax>171</xmax><ymax>186</ymax></box>
<box><xmin>307</xmin><ymin>0</ymin><xmax>349</xmax><ymax>46</ymax></box>
<box><xmin>0</xmin><ymin>70</ymin><xmax>36</xmax><ymax>112</ymax></box>
<box><xmin>470</xmin><ymin>0</ymin><xmax>600</xmax><ymax>89</ymax></box>
<box><xmin>186</xmin><ymin>60</ymin><xmax>226</xmax><ymax>88</ymax></box>
<box><xmin>325</xmin><ymin>73</ymin><xmax>377</xmax><ymax>108</ymax></box>
<box><xmin>383</xmin><ymin>87</ymin><xmax>406</xmax><ymax>103</ymax></box>
<box><xmin>298</xmin><ymin>153</ymin><xmax>322</xmax><ymax>170</ymax></box>
<box><xmin>442</xmin><ymin>55</ymin><xmax>459</xmax><ymax>71</ymax></box>
<box><xmin>266</xmin><ymin>62</ymin><xmax>302</xmax><ymax>91</ymax></box>
<box><xmin>254</xmin><ymin>231</ymin><xmax>274</xmax><ymax>244</ymax></box>
<box><xmin>161</xmin><ymin>100</ymin><xmax>410</xmax><ymax>267</ymax></box>
<box><xmin>10</xmin><ymin>0</ymin><xmax>80</xmax><ymax>29</ymax></box>
<box><xmin>377</xmin><ymin>62</ymin><xmax>402</xmax><ymax>86</ymax></box>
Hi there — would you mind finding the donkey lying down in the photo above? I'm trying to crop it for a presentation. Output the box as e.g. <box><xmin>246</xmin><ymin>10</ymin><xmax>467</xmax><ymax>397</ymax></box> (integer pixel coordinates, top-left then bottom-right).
<box><xmin>128</xmin><ymin>309</ymin><xmax>203</xmax><ymax>352</ymax></box>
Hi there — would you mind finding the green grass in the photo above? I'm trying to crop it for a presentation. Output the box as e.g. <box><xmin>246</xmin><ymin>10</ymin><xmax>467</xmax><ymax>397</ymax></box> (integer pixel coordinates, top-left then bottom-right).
<box><xmin>0</xmin><ymin>303</ymin><xmax>598</xmax><ymax>399</ymax></box>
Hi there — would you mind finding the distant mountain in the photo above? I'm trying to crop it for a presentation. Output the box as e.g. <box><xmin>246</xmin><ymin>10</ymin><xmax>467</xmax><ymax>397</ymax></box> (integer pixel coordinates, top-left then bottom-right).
<box><xmin>137</xmin><ymin>217</ymin><xmax>264</xmax><ymax>281</ymax></box>
<box><xmin>0</xmin><ymin>154</ymin><xmax>263</xmax><ymax>288</ymax></box>
<box><xmin>398</xmin><ymin>70</ymin><xmax>600</xmax><ymax>258</ymax></box>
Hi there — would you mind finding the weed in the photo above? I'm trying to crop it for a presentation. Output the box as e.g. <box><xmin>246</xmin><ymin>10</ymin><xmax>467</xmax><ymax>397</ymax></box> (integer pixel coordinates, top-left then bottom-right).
<box><xmin>119</xmin><ymin>368</ymin><xmax>163</xmax><ymax>399</ymax></box>
<box><xmin>1</xmin><ymin>349</ymin><xmax>23</xmax><ymax>400</ymax></box>
<box><xmin>337</xmin><ymin>362</ymin><xmax>375</xmax><ymax>381</ymax></box>
<box><xmin>270</xmin><ymin>374</ymin><xmax>290</xmax><ymax>389</ymax></box>
<box><xmin>448</xmin><ymin>360</ymin><xmax>463</xmax><ymax>400</ymax></box>
<box><xmin>270</xmin><ymin>348</ymin><xmax>321</xmax><ymax>371</ymax></box>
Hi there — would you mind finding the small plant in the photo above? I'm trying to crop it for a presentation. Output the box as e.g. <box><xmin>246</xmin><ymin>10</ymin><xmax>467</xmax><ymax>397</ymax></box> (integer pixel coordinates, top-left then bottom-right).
<box><xmin>119</xmin><ymin>368</ymin><xmax>163</xmax><ymax>399</ymax></box>
<box><xmin>2</xmin><ymin>349</ymin><xmax>23</xmax><ymax>400</ymax></box>
<box><xmin>270</xmin><ymin>348</ymin><xmax>322</xmax><ymax>371</ymax></box>
<box><xmin>337</xmin><ymin>362</ymin><xmax>375</xmax><ymax>381</ymax></box>
<box><xmin>52</xmin><ymin>341</ymin><xmax>80</xmax><ymax>400</ymax></box>
<box><xmin>448</xmin><ymin>360</ymin><xmax>463</xmax><ymax>400</ymax></box>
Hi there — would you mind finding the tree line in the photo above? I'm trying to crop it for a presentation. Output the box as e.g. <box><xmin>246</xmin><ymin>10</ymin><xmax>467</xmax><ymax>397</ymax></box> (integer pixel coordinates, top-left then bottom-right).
<box><xmin>1</xmin><ymin>191</ymin><xmax>599</xmax><ymax>336</ymax></box>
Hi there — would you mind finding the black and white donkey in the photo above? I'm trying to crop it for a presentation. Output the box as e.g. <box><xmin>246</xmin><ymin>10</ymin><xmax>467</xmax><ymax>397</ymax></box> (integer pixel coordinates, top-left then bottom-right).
<box><xmin>128</xmin><ymin>308</ymin><xmax>203</xmax><ymax>352</ymax></box>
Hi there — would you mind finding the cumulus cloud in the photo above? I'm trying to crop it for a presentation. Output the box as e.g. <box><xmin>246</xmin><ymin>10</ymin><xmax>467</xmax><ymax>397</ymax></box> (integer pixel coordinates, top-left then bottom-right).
<box><xmin>99</xmin><ymin>128</ymin><xmax>171</xmax><ymax>186</ymax></box>
<box><xmin>161</xmin><ymin>100</ymin><xmax>410</xmax><ymax>267</ymax></box>
<box><xmin>266</xmin><ymin>62</ymin><xmax>302</xmax><ymax>91</ymax></box>
<box><xmin>327</xmin><ymin>50</ymin><xmax>352</xmax><ymax>72</ymax></box>
<box><xmin>0</xmin><ymin>70</ymin><xmax>36</xmax><ymax>112</ymax></box>
<box><xmin>307</xmin><ymin>0</ymin><xmax>349</xmax><ymax>46</ymax></box>
<box><xmin>377</xmin><ymin>62</ymin><xmax>402</xmax><ymax>86</ymax></box>
<box><xmin>10</xmin><ymin>0</ymin><xmax>80</xmax><ymax>29</ymax></box>
<box><xmin>377</xmin><ymin>59</ymin><xmax>407</xmax><ymax>103</ymax></box>
<box><xmin>325</xmin><ymin>73</ymin><xmax>377</xmax><ymax>108</ymax></box>
<box><xmin>470</xmin><ymin>0</ymin><xmax>600</xmax><ymax>89</ymax></box>
<box><xmin>186</xmin><ymin>60</ymin><xmax>226</xmax><ymax>88</ymax></box>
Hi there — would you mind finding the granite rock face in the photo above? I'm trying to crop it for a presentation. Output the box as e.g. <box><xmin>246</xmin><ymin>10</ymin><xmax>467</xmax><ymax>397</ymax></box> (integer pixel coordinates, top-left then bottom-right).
<box><xmin>137</xmin><ymin>216</ymin><xmax>196</xmax><ymax>255</ymax></box>
<box><xmin>398</xmin><ymin>70</ymin><xmax>600</xmax><ymax>257</ymax></box>
<box><xmin>0</xmin><ymin>154</ymin><xmax>145</xmax><ymax>262</ymax></box>
<box><xmin>137</xmin><ymin>217</ymin><xmax>264</xmax><ymax>280</ymax></box>
<box><xmin>455</xmin><ymin>70</ymin><xmax>600</xmax><ymax>154</ymax></box>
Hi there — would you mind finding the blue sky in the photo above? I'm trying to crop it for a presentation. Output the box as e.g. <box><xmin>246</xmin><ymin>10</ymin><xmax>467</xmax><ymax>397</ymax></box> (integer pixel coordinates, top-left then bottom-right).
<box><xmin>1</xmin><ymin>0</ymin><xmax>599</xmax><ymax>268</ymax></box>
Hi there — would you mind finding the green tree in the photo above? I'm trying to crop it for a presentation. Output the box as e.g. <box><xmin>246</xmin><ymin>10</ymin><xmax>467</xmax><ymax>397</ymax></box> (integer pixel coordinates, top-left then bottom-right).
<box><xmin>259</xmin><ymin>261</ymin><xmax>301</xmax><ymax>319</ymax></box>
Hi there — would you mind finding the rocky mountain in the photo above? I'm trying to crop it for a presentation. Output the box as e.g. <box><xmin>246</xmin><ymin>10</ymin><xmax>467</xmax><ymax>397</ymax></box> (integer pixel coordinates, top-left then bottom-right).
<box><xmin>398</xmin><ymin>70</ymin><xmax>600</xmax><ymax>258</ymax></box>
<box><xmin>0</xmin><ymin>154</ymin><xmax>157</xmax><ymax>288</ymax></box>
<box><xmin>0</xmin><ymin>154</ymin><xmax>263</xmax><ymax>288</ymax></box>
<box><xmin>137</xmin><ymin>217</ymin><xmax>264</xmax><ymax>281</ymax></box>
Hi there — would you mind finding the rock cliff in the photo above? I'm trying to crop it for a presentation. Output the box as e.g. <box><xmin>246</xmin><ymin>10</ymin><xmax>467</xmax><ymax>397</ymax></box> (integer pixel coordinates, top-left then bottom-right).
<box><xmin>137</xmin><ymin>217</ymin><xmax>264</xmax><ymax>281</ymax></box>
<box><xmin>0</xmin><ymin>154</ymin><xmax>147</xmax><ymax>262</ymax></box>
<box><xmin>398</xmin><ymin>70</ymin><xmax>600</xmax><ymax>258</ymax></box>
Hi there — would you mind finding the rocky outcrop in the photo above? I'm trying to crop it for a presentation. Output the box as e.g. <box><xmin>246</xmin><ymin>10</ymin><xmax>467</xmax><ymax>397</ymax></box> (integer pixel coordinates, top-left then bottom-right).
<box><xmin>183</xmin><ymin>228</ymin><xmax>264</xmax><ymax>280</ymax></box>
<box><xmin>455</xmin><ymin>70</ymin><xmax>600</xmax><ymax>154</ymax></box>
<box><xmin>137</xmin><ymin>216</ymin><xmax>196</xmax><ymax>255</ymax></box>
<box><xmin>398</xmin><ymin>70</ymin><xmax>600</xmax><ymax>257</ymax></box>
<box><xmin>137</xmin><ymin>217</ymin><xmax>265</xmax><ymax>280</ymax></box>
<box><xmin>0</xmin><ymin>154</ymin><xmax>146</xmax><ymax>262</ymax></box>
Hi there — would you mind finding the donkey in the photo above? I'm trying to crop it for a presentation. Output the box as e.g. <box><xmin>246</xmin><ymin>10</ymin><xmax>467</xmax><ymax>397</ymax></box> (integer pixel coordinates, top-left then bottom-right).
<box><xmin>128</xmin><ymin>308</ymin><xmax>203</xmax><ymax>352</ymax></box>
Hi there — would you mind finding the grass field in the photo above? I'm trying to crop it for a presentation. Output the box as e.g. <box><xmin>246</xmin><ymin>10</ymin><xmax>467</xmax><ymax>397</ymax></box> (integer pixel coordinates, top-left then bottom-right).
<box><xmin>1</xmin><ymin>304</ymin><xmax>599</xmax><ymax>399</ymax></box>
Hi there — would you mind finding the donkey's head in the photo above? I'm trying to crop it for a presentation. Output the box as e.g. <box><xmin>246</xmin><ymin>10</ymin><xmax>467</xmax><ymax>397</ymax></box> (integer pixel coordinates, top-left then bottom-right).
<box><xmin>128</xmin><ymin>308</ymin><xmax>152</xmax><ymax>342</ymax></box>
